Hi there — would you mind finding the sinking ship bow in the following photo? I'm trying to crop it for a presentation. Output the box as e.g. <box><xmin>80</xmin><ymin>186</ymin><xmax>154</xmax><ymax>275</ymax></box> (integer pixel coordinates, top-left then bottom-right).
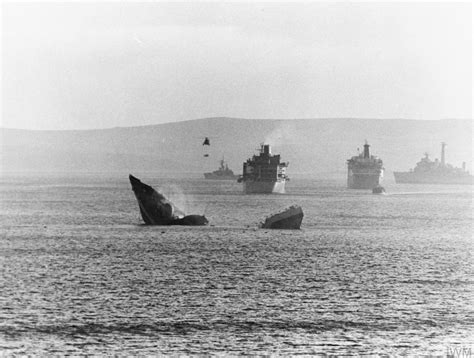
<box><xmin>129</xmin><ymin>174</ymin><xmax>208</xmax><ymax>226</ymax></box>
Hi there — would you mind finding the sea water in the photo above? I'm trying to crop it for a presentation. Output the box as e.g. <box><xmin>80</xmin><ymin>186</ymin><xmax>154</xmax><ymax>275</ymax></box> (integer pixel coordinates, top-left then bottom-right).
<box><xmin>0</xmin><ymin>174</ymin><xmax>472</xmax><ymax>355</ymax></box>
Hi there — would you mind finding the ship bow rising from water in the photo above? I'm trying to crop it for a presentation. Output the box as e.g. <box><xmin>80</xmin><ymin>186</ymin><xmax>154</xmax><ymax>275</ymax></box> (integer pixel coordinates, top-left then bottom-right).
<box><xmin>129</xmin><ymin>174</ymin><xmax>208</xmax><ymax>225</ymax></box>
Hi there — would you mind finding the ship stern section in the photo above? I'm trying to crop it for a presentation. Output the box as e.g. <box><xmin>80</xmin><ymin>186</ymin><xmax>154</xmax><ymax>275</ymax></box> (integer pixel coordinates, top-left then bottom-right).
<box><xmin>347</xmin><ymin>170</ymin><xmax>383</xmax><ymax>189</ymax></box>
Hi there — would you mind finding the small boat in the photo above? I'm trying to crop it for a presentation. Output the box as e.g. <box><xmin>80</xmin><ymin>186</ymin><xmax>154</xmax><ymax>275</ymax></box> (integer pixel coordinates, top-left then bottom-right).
<box><xmin>372</xmin><ymin>185</ymin><xmax>386</xmax><ymax>194</ymax></box>
<box><xmin>259</xmin><ymin>205</ymin><xmax>304</xmax><ymax>229</ymax></box>
<box><xmin>129</xmin><ymin>174</ymin><xmax>208</xmax><ymax>226</ymax></box>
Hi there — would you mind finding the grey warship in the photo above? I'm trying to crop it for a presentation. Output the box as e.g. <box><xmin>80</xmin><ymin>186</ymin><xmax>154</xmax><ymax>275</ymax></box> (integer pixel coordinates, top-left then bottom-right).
<box><xmin>204</xmin><ymin>159</ymin><xmax>238</xmax><ymax>180</ymax></box>
<box><xmin>394</xmin><ymin>142</ymin><xmax>473</xmax><ymax>185</ymax></box>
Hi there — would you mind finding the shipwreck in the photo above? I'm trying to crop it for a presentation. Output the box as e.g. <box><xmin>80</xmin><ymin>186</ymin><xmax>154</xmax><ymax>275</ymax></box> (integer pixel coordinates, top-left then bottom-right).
<box><xmin>259</xmin><ymin>205</ymin><xmax>304</xmax><ymax>229</ymax></box>
<box><xmin>129</xmin><ymin>174</ymin><xmax>208</xmax><ymax>226</ymax></box>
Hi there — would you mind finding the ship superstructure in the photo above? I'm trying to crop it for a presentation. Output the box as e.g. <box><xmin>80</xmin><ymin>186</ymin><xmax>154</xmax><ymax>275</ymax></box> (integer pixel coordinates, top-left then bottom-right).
<box><xmin>204</xmin><ymin>159</ymin><xmax>238</xmax><ymax>180</ymax></box>
<box><xmin>238</xmin><ymin>144</ymin><xmax>289</xmax><ymax>194</ymax></box>
<box><xmin>394</xmin><ymin>142</ymin><xmax>472</xmax><ymax>185</ymax></box>
<box><xmin>347</xmin><ymin>142</ymin><xmax>384</xmax><ymax>189</ymax></box>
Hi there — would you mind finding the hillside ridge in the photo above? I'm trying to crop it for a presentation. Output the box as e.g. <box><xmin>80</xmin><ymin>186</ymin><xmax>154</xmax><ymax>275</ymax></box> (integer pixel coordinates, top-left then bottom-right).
<box><xmin>1</xmin><ymin>117</ymin><xmax>472</xmax><ymax>178</ymax></box>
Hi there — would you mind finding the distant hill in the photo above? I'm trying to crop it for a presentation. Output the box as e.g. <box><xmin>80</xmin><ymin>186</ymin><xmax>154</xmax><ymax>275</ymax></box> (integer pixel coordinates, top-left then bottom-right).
<box><xmin>1</xmin><ymin>117</ymin><xmax>472</xmax><ymax>179</ymax></box>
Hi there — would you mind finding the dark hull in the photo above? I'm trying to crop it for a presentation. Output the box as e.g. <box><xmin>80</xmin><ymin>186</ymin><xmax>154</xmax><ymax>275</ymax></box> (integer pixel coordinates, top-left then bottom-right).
<box><xmin>394</xmin><ymin>172</ymin><xmax>473</xmax><ymax>185</ymax></box>
<box><xmin>346</xmin><ymin>143</ymin><xmax>384</xmax><ymax>190</ymax></box>
<box><xmin>129</xmin><ymin>174</ymin><xmax>208</xmax><ymax>225</ymax></box>
<box><xmin>347</xmin><ymin>172</ymin><xmax>382</xmax><ymax>189</ymax></box>
<box><xmin>372</xmin><ymin>186</ymin><xmax>386</xmax><ymax>194</ymax></box>
<box><xmin>260</xmin><ymin>206</ymin><xmax>304</xmax><ymax>229</ymax></box>
<box><xmin>243</xmin><ymin>180</ymin><xmax>286</xmax><ymax>194</ymax></box>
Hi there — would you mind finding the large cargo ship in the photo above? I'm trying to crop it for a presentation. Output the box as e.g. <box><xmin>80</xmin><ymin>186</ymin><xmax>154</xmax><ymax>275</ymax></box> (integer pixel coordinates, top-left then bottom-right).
<box><xmin>238</xmin><ymin>144</ymin><xmax>289</xmax><ymax>194</ymax></box>
<box><xmin>394</xmin><ymin>142</ymin><xmax>473</xmax><ymax>185</ymax></box>
<box><xmin>204</xmin><ymin>159</ymin><xmax>238</xmax><ymax>180</ymax></box>
<box><xmin>347</xmin><ymin>141</ymin><xmax>384</xmax><ymax>189</ymax></box>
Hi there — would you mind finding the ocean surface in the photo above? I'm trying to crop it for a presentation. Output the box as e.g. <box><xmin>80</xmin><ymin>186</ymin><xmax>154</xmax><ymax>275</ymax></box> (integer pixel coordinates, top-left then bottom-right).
<box><xmin>0</xmin><ymin>174</ymin><xmax>472</xmax><ymax>355</ymax></box>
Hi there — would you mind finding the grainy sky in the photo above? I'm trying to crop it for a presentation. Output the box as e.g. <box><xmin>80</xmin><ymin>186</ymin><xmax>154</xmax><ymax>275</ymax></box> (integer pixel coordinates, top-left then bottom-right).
<box><xmin>1</xmin><ymin>2</ymin><xmax>472</xmax><ymax>130</ymax></box>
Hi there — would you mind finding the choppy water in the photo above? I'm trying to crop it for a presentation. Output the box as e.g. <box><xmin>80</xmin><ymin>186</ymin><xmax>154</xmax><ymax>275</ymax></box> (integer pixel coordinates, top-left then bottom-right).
<box><xmin>0</xmin><ymin>174</ymin><xmax>473</xmax><ymax>355</ymax></box>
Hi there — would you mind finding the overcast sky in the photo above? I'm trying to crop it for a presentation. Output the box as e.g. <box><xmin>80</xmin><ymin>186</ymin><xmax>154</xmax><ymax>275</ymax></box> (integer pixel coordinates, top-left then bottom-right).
<box><xmin>1</xmin><ymin>2</ymin><xmax>472</xmax><ymax>130</ymax></box>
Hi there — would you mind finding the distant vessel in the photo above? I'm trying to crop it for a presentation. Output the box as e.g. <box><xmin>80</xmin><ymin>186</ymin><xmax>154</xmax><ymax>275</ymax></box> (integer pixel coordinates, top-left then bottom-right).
<box><xmin>238</xmin><ymin>144</ymin><xmax>289</xmax><ymax>194</ymax></box>
<box><xmin>347</xmin><ymin>141</ymin><xmax>384</xmax><ymax>189</ymax></box>
<box><xmin>204</xmin><ymin>159</ymin><xmax>238</xmax><ymax>180</ymax></box>
<box><xmin>394</xmin><ymin>142</ymin><xmax>473</xmax><ymax>185</ymax></box>
<box><xmin>372</xmin><ymin>185</ymin><xmax>386</xmax><ymax>195</ymax></box>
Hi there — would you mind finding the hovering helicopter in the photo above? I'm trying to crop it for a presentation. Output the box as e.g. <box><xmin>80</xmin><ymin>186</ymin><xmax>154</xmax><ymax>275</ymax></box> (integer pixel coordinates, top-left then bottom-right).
<box><xmin>201</xmin><ymin>136</ymin><xmax>215</xmax><ymax>157</ymax></box>
<box><xmin>198</xmin><ymin>136</ymin><xmax>221</xmax><ymax>157</ymax></box>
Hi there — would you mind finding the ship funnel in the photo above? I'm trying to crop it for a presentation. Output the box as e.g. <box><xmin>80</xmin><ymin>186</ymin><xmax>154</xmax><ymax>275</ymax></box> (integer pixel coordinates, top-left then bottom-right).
<box><xmin>441</xmin><ymin>142</ymin><xmax>446</xmax><ymax>166</ymax></box>
<box><xmin>363</xmin><ymin>141</ymin><xmax>370</xmax><ymax>159</ymax></box>
<box><xmin>262</xmin><ymin>144</ymin><xmax>271</xmax><ymax>156</ymax></box>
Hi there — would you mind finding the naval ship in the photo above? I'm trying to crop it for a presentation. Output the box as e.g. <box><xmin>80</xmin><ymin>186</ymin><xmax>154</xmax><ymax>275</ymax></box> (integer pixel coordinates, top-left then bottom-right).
<box><xmin>204</xmin><ymin>159</ymin><xmax>238</xmax><ymax>180</ymax></box>
<box><xmin>238</xmin><ymin>144</ymin><xmax>289</xmax><ymax>194</ymax></box>
<box><xmin>394</xmin><ymin>142</ymin><xmax>473</xmax><ymax>185</ymax></box>
<box><xmin>347</xmin><ymin>141</ymin><xmax>384</xmax><ymax>189</ymax></box>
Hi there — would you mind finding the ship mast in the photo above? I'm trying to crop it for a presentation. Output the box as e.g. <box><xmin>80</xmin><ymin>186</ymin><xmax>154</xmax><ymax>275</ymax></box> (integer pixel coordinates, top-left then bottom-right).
<box><xmin>441</xmin><ymin>142</ymin><xmax>446</xmax><ymax>166</ymax></box>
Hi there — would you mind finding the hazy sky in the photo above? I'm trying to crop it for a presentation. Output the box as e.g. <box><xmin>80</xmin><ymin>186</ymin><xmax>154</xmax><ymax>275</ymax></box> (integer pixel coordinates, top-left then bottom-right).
<box><xmin>1</xmin><ymin>2</ymin><xmax>472</xmax><ymax>130</ymax></box>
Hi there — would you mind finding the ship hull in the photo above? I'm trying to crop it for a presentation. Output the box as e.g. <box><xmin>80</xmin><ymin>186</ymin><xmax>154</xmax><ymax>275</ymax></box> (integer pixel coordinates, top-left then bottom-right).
<box><xmin>243</xmin><ymin>180</ymin><xmax>286</xmax><ymax>194</ymax></box>
<box><xmin>394</xmin><ymin>172</ymin><xmax>473</xmax><ymax>185</ymax></box>
<box><xmin>260</xmin><ymin>205</ymin><xmax>304</xmax><ymax>229</ymax></box>
<box><xmin>347</xmin><ymin>171</ymin><xmax>383</xmax><ymax>189</ymax></box>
